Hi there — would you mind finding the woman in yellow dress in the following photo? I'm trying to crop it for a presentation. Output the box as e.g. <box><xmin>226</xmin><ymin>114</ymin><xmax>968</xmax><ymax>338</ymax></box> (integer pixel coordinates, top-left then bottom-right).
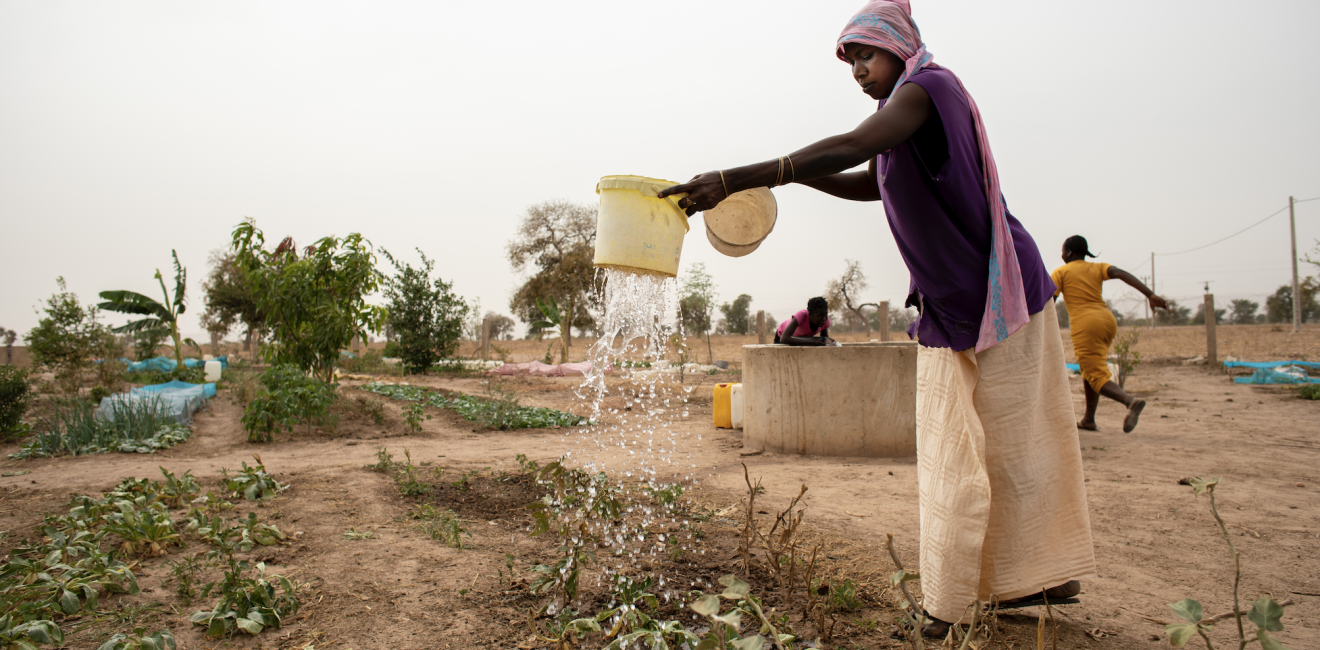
<box><xmin>1052</xmin><ymin>236</ymin><xmax>1167</xmax><ymax>432</ymax></box>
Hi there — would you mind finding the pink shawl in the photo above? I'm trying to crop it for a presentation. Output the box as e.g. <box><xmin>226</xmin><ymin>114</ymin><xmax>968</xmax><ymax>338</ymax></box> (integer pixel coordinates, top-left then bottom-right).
<box><xmin>837</xmin><ymin>0</ymin><xmax>1029</xmax><ymax>352</ymax></box>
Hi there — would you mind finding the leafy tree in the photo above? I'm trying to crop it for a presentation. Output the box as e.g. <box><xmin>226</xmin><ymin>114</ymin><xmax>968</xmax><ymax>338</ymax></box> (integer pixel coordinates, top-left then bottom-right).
<box><xmin>381</xmin><ymin>248</ymin><xmax>472</xmax><ymax>374</ymax></box>
<box><xmin>24</xmin><ymin>278</ymin><xmax>118</xmax><ymax>395</ymax></box>
<box><xmin>1265</xmin><ymin>278</ymin><xmax>1320</xmax><ymax>324</ymax></box>
<box><xmin>2</xmin><ymin>327</ymin><xmax>16</xmax><ymax>365</ymax></box>
<box><xmin>485</xmin><ymin>312</ymin><xmax>516</xmax><ymax>340</ymax></box>
<box><xmin>1156</xmin><ymin>299</ymin><xmax>1192</xmax><ymax>326</ymax></box>
<box><xmin>679</xmin><ymin>263</ymin><xmax>717</xmax><ymax>363</ymax></box>
<box><xmin>201</xmin><ymin>250</ymin><xmax>267</xmax><ymax>354</ymax></box>
<box><xmin>507</xmin><ymin>200</ymin><xmax>597</xmax><ymax>353</ymax></box>
<box><xmin>230</xmin><ymin>219</ymin><xmax>388</xmax><ymax>383</ymax></box>
<box><xmin>1228</xmin><ymin>299</ymin><xmax>1259</xmax><ymax>325</ymax></box>
<box><xmin>242</xmin><ymin>364</ymin><xmax>337</xmax><ymax>442</ymax></box>
<box><xmin>99</xmin><ymin>250</ymin><xmax>199</xmax><ymax>371</ymax></box>
<box><xmin>718</xmin><ymin>295</ymin><xmax>753</xmax><ymax>335</ymax></box>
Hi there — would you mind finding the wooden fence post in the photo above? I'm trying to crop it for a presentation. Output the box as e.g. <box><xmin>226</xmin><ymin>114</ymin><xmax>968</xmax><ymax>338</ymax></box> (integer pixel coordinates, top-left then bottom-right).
<box><xmin>756</xmin><ymin>310</ymin><xmax>766</xmax><ymax>344</ymax></box>
<box><xmin>1204</xmin><ymin>293</ymin><xmax>1217</xmax><ymax>366</ymax></box>
<box><xmin>481</xmin><ymin>317</ymin><xmax>491</xmax><ymax>361</ymax></box>
<box><xmin>879</xmin><ymin>301</ymin><xmax>890</xmax><ymax>342</ymax></box>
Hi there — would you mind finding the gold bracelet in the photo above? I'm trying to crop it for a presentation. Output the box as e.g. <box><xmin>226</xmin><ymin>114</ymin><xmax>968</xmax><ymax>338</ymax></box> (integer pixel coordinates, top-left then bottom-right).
<box><xmin>775</xmin><ymin>156</ymin><xmax>785</xmax><ymax>187</ymax></box>
<box><xmin>785</xmin><ymin>154</ymin><xmax>796</xmax><ymax>184</ymax></box>
<box><xmin>719</xmin><ymin>170</ymin><xmax>729</xmax><ymax>198</ymax></box>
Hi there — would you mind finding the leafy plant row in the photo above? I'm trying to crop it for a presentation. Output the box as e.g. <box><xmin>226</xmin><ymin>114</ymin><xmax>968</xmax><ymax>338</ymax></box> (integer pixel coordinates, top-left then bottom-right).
<box><xmin>9</xmin><ymin>397</ymin><xmax>191</xmax><ymax>460</ymax></box>
<box><xmin>0</xmin><ymin>461</ymin><xmax>295</xmax><ymax>649</ymax></box>
<box><xmin>361</xmin><ymin>381</ymin><xmax>588</xmax><ymax>429</ymax></box>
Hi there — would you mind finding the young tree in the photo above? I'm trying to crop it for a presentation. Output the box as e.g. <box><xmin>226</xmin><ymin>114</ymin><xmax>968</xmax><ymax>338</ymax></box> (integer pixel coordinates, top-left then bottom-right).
<box><xmin>507</xmin><ymin>200</ymin><xmax>597</xmax><ymax>356</ymax></box>
<box><xmin>99</xmin><ymin>250</ymin><xmax>199</xmax><ymax>371</ymax></box>
<box><xmin>679</xmin><ymin>263</ymin><xmax>718</xmax><ymax>363</ymax></box>
<box><xmin>1228</xmin><ymin>299</ymin><xmax>1259</xmax><ymax>325</ymax></box>
<box><xmin>231</xmin><ymin>219</ymin><xmax>388</xmax><ymax>383</ymax></box>
<box><xmin>24</xmin><ymin>278</ymin><xmax>117</xmax><ymax>395</ymax></box>
<box><xmin>1265</xmin><ymin>278</ymin><xmax>1320</xmax><ymax>324</ymax></box>
<box><xmin>824</xmin><ymin>259</ymin><xmax>879</xmax><ymax>335</ymax></box>
<box><xmin>201</xmin><ymin>250</ymin><xmax>267</xmax><ymax>354</ymax></box>
<box><xmin>381</xmin><ymin>248</ymin><xmax>472</xmax><ymax>374</ymax></box>
<box><xmin>718</xmin><ymin>295</ymin><xmax>754</xmax><ymax>335</ymax></box>
<box><xmin>2</xmin><ymin>328</ymin><xmax>16</xmax><ymax>365</ymax></box>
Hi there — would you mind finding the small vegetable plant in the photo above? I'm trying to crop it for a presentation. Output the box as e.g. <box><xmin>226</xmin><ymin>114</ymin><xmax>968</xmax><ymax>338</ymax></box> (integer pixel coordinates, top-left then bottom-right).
<box><xmin>242</xmin><ymin>364</ymin><xmax>337</xmax><ymax>442</ymax></box>
<box><xmin>220</xmin><ymin>459</ymin><xmax>288</xmax><ymax>501</ymax></box>
<box><xmin>1162</xmin><ymin>477</ymin><xmax>1293</xmax><ymax>649</ymax></box>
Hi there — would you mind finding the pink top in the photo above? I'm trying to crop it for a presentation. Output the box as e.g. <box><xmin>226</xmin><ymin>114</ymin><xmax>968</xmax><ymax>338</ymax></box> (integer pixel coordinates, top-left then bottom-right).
<box><xmin>776</xmin><ymin>309</ymin><xmax>831</xmax><ymax>338</ymax></box>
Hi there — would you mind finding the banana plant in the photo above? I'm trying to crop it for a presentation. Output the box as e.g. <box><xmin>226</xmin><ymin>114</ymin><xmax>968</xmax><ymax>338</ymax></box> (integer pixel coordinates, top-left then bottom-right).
<box><xmin>530</xmin><ymin>296</ymin><xmax>569</xmax><ymax>364</ymax></box>
<box><xmin>99</xmin><ymin>250</ymin><xmax>199</xmax><ymax>371</ymax></box>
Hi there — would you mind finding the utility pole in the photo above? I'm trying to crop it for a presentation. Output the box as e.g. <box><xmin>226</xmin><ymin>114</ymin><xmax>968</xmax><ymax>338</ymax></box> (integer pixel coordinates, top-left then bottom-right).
<box><xmin>1291</xmin><ymin>196</ymin><xmax>1300</xmax><ymax>333</ymax></box>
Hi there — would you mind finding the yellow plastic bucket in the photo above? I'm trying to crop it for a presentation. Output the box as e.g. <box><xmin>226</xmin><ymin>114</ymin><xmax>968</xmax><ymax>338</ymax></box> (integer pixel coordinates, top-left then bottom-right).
<box><xmin>594</xmin><ymin>175</ymin><xmax>689</xmax><ymax>277</ymax></box>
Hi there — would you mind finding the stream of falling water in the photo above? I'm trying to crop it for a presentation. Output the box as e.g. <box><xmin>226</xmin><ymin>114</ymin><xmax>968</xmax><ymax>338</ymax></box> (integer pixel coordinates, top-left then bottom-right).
<box><xmin>552</xmin><ymin>267</ymin><xmax>712</xmax><ymax>603</ymax></box>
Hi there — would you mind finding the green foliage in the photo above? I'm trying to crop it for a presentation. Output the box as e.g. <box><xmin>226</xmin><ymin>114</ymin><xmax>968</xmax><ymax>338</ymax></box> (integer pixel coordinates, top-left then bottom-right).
<box><xmin>220</xmin><ymin>461</ymin><xmax>287</xmax><ymax>501</ymax></box>
<box><xmin>241</xmin><ymin>364</ymin><xmax>337</xmax><ymax>442</ymax></box>
<box><xmin>188</xmin><ymin>562</ymin><xmax>298</xmax><ymax>638</ymax></box>
<box><xmin>381</xmin><ymin>248</ymin><xmax>472</xmax><ymax>374</ymax></box>
<box><xmin>530</xmin><ymin>296</ymin><xmax>570</xmax><ymax>364</ymax></box>
<box><xmin>200</xmin><ymin>250</ymin><xmax>266</xmax><ymax>352</ymax></box>
<box><xmin>1113</xmin><ymin>327</ymin><xmax>1142</xmax><ymax>388</ymax></box>
<box><xmin>165</xmin><ymin>554</ymin><xmax>212</xmax><ymax>605</ymax></box>
<box><xmin>1163</xmin><ymin>477</ymin><xmax>1293</xmax><ymax>649</ymax></box>
<box><xmin>1229</xmin><ymin>299</ymin><xmax>1260</xmax><ymax>325</ymax></box>
<box><xmin>368</xmin><ymin>446</ymin><xmax>395</xmax><ymax>473</ymax></box>
<box><xmin>1157</xmin><ymin>299</ymin><xmax>1194</xmax><ymax>326</ymax></box>
<box><xmin>411</xmin><ymin>505</ymin><xmax>470</xmax><ymax>549</ymax></box>
<box><xmin>96</xmin><ymin>627</ymin><xmax>177</xmax><ymax>650</ymax></box>
<box><xmin>718</xmin><ymin>294</ymin><xmax>754</xmax><ymax>335</ymax></box>
<box><xmin>1299</xmin><ymin>384</ymin><xmax>1320</xmax><ymax>400</ymax></box>
<box><xmin>1265</xmin><ymin>277</ymin><xmax>1320</xmax><ymax>324</ymax></box>
<box><xmin>353</xmin><ymin>394</ymin><xmax>387</xmax><ymax>424</ymax></box>
<box><xmin>506</xmin><ymin>200</ymin><xmax>598</xmax><ymax>342</ymax></box>
<box><xmin>130</xmin><ymin>328</ymin><xmax>170</xmax><ymax>362</ymax></box>
<box><xmin>99</xmin><ymin>250</ymin><xmax>200</xmax><ymax>373</ymax></box>
<box><xmin>124</xmin><ymin>365</ymin><xmax>205</xmax><ymax>387</ymax></box>
<box><xmin>230</xmin><ymin>219</ymin><xmax>388</xmax><ymax>383</ymax></box>
<box><xmin>403</xmin><ymin>403</ymin><xmax>429</xmax><ymax>433</ymax></box>
<box><xmin>525</xmin><ymin>460</ymin><xmax>623</xmax><ymax>611</ymax></box>
<box><xmin>394</xmin><ymin>449</ymin><xmax>431</xmax><ymax>496</ymax></box>
<box><xmin>362</xmin><ymin>381</ymin><xmax>586</xmax><ymax>429</ymax></box>
<box><xmin>0</xmin><ymin>616</ymin><xmax>63</xmax><ymax>650</ymax></box>
<box><xmin>24</xmin><ymin>277</ymin><xmax>119</xmax><ymax>396</ymax></box>
<box><xmin>0</xmin><ymin>365</ymin><xmax>33</xmax><ymax>437</ymax></box>
<box><xmin>10</xmin><ymin>397</ymin><xmax>191</xmax><ymax>459</ymax></box>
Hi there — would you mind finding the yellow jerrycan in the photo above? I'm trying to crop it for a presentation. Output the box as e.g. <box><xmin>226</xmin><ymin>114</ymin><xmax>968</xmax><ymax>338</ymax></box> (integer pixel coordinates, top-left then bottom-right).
<box><xmin>594</xmin><ymin>175</ymin><xmax>689</xmax><ymax>277</ymax></box>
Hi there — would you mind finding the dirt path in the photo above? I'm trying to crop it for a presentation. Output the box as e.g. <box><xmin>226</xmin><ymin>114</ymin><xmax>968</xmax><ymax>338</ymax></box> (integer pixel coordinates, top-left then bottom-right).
<box><xmin>1</xmin><ymin>364</ymin><xmax>1318</xmax><ymax>649</ymax></box>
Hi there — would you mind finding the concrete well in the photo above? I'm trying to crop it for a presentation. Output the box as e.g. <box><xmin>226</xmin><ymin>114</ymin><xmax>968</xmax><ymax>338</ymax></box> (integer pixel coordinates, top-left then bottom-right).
<box><xmin>742</xmin><ymin>341</ymin><xmax>917</xmax><ymax>458</ymax></box>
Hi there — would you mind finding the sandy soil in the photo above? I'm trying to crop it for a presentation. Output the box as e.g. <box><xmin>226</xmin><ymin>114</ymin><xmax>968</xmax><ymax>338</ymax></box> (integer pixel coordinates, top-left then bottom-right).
<box><xmin>1</xmin><ymin>361</ymin><xmax>1318</xmax><ymax>649</ymax></box>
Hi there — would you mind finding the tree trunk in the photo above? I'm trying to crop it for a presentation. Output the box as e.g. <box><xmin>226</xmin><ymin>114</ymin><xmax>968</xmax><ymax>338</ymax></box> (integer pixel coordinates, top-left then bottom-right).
<box><xmin>706</xmin><ymin>331</ymin><xmax>713</xmax><ymax>365</ymax></box>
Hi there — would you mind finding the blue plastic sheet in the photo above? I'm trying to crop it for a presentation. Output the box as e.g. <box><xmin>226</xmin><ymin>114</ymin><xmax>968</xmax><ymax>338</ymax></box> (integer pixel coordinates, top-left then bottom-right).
<box><xmin>1065</xmin><ymin>363</ymin><xmax>1081</xmax><ymax>373</ymax></box>
<box><xmin>182</xmin><ymin>355</ymin><xmax>228</xmax><ymax>370</ymax></box>
<box><xmin>1223</xmin><ymin>360</ymin><xmax>1320</xmax><ymax>369</ymax></box>
<box><xmin>134</xmin><ymin>379</ymin><xmax>217</xmax><ymax>399</ymax></box>
<box><xmin>126</xmin><ymin>356</ymin><xmax>177</xmax><ymax>373</ymax></box>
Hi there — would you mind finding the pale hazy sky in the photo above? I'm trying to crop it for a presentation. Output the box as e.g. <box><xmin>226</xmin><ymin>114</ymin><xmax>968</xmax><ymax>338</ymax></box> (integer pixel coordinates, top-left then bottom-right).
<box><xmin>3</xmin><ymin>0</ymin><xmax>1318</xmax><ymax>341</ymax></box>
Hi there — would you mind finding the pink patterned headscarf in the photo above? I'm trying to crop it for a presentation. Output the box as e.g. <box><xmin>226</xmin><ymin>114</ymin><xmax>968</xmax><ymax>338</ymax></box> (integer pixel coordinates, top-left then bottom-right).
<box><xmin>837</xmin><ymin>0</ymin><xmax>1029</xmax><ymax>352</ymax></box>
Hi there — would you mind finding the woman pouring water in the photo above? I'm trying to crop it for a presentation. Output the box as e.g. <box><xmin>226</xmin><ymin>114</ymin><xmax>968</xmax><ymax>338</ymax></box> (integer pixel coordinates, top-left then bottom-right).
<box><xmin>660</xmin><ymin>0</ymin><xmax>1094</xmax><ymax>637</ymax></box>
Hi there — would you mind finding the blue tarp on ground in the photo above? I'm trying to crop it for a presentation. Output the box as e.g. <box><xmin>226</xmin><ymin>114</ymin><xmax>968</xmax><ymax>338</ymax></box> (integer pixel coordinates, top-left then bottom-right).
<box><xmin>100</xmin><ymin>380</ymin><xmax>212</xmax><ymax>424</ymax></box>
<box><xmin>126</xmin><ymin>356</ymin><xmax>177</xmax><ymax>373</ymax></box>
<box><xmin>134</xmin><ymin>379</ymin><xmax>217</xmax><ymax>399</ymax></box>
<box><xmin>1227</xmin><ymin>361</ymin><xmax>1319</xmax><ymax>385</ymax></box>
<box><xmin>1066</xmin><ymin>363</ymin><xmax>1081</xmax><ymax>373</ymax></box>
<box><xmin>1224</xmin><ymin>360</ymin><xmax>1320</xmax><ymax>369</ymax></box>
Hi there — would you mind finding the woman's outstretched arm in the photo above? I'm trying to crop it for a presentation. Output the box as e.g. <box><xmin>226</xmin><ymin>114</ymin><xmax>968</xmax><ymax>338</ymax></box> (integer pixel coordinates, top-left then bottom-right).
<box><xmin>659</xmin><ymin>82</ymin><xmax>931</xmax><ymax>214</ymax></box>
<box><xmin>1108</xmin><ymin>267</ymin><xmax>1168</xmax><ymax>311</ymax></box>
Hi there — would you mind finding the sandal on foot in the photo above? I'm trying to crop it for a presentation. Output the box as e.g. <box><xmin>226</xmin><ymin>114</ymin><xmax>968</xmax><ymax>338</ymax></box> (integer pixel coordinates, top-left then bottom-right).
<box><xmin>1000</xmin><ymin>580</ymin><xmax>1082</xmax><ymax>607</ymax></box>
<box><xmin>1123</xmin><ymin>400</ymin><xmax>1146</xmax><ymax>433</ymax></box>
<box><xmin>889</xmin><ymin>611</ymin><xmax>952</xmax><ymax>640</ymax></box>
<box><xmin>1077</xmin><ymin>420</ymin><xmax>1099</xmax><ymax>431</ymax></box>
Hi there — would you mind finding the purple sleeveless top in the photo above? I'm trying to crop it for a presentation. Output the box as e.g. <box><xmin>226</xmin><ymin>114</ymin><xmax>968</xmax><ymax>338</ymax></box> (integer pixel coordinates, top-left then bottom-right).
<box><xmin>878</xmin><ymin>67</ymin><xmax>1055</xmax><ymax>351</ymax></box>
